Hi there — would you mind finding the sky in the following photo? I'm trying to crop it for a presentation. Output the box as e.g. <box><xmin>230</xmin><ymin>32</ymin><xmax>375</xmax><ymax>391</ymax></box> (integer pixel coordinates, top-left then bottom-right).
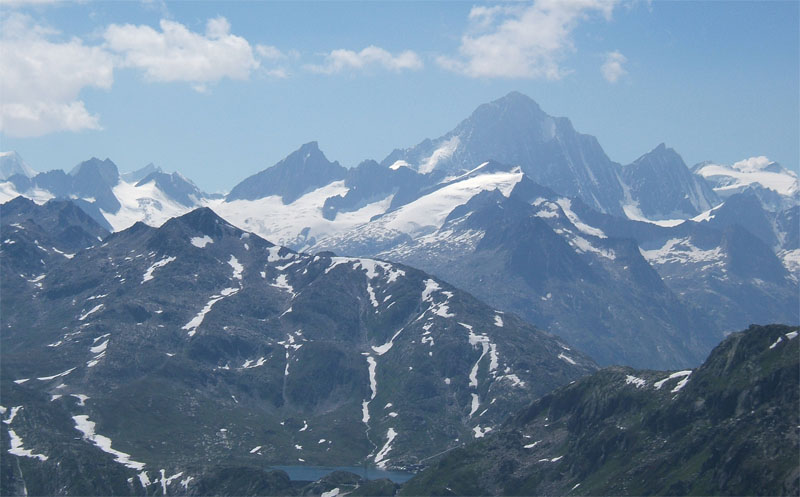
<box><xmin>0</xmin><ymin>0</ymin><xmax>797</xmax><ymax>192</ymax></box>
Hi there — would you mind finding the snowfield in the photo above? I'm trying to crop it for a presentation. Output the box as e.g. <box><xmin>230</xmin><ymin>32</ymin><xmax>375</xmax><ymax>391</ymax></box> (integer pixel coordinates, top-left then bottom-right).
<box><xmin>695</xmin><ymin>157</ymin><xmax>799</xmax><ymax>198</ymax></box>
<box><xmin>207</xmin><ymin>181</ymin><xmax>393</xmax><ymax>251</ymax></box>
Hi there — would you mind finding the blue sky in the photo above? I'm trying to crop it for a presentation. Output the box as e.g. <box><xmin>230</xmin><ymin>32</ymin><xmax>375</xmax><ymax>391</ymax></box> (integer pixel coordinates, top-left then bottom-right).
<box><xmin>0</xmin><ymin>0</ymin><xmax>797</xmax><ymax>192</ymax></box>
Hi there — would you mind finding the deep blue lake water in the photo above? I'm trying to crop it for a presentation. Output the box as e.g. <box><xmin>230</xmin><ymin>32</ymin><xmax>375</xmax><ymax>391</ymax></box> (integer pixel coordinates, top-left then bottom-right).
<box><xmin>268</xmin><ymin>465</ymin><xmax>416</xmax><ymax>483</ymax></box>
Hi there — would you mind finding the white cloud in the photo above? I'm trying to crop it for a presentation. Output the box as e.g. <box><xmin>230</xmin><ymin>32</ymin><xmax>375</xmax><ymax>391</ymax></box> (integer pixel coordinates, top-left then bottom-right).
<box><xmin>438</xmin><ymin>0</ymin><xmax>620</xmax><ymax>79</ymax></box>
<box><xmin>256</xmin><ymin>44</ymin><xmax>287</xmax><ymax>60</ymax></box>
<box><xmin>103</xmin><ymin>17</ymin><xmax>260</xmax><ymax>87</ymax></box>
<box><xmin>601</xmin><ymin>50</ymin><xmax>627</xmax><ymax>82</ymax></box>
<box><xmin>0</xmin><ymin>14</ymin><xmax>114</xmax><ymax>137</ymax></box>
<box><xmin>254</xmin><ymin>45</ymin><xmax>297</xmax><ymax>78</ymax></box>
<box><xmin>0</xmin><ymin>14</ymin><xmax>293</xmax><ymax>137</ymax></box>
<box><xmin>731</xmin><ymin>156</ymin><xmax>772</xmax><ymax>173</ymax></box>
<box><xmin>307</xmin><ymin>45</ymin><xmax>423</xmax><ymax>74</ymax></box>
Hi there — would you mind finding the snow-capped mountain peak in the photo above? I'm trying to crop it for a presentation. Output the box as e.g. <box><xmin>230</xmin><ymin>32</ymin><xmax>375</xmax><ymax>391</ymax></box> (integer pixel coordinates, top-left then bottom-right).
<box><xmin>121</xmin><ymin>163</ymin><xmax>163</xmax><ymax>183</ymax></box>
<box><xmin>226</xmin><ymin>141</ymin><xmax>347</xmax><ymax>203</ymax></box>
<box><xmin>0</xmin><ymin>151</ymin><xmax>37</xmax><ymax>180</ymax></box>
<box><xmin>693</xmin><ymin>156</ymin><xmax>799</xmax><ymax>199</ymax></box>
<box><xmin>379</xmin><ymin>92</ymin><xmax>625</xmax><ymax>215</ymax></box>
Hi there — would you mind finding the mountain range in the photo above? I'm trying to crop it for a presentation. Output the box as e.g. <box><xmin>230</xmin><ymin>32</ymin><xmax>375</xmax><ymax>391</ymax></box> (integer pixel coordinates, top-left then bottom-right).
<box><xmin>2</xmin><ymin>92</ymin><xmax>797</xmax><ymax>371</ymax></box>
<box><xmin>1</xmin><ymin>198</ymin><xmax>595</xmax><ymax>495</ymax></box>
<box><xmin>1</xmin><ymin>91</ymin><xmax>798</xmax><ymax>496</ymax></box>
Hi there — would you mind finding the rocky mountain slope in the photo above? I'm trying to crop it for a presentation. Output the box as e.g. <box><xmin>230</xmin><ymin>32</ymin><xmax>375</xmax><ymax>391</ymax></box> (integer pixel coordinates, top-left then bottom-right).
<box><xmin>0</xmin><ymin>200</ymin><xmax>595</xmax><ymax>496</ymax></box>
<box><xmin>620</xmin><ymin>143</ymin><xmax>718</xmax><ymax>221</ymax></box>
<box><xmin>317</xmin><ymin>172</ymin><xmax>718</xmax><ymax>369</ymax></box>
<box><xmin>401</xmin><ymin>323</ymin><xmax>800</xmax><ymax>496</ymax></box>
<box><xmin>0</xmin><ymin>197</ymin><xmax>109</xmax><ymax>285</ymax></box>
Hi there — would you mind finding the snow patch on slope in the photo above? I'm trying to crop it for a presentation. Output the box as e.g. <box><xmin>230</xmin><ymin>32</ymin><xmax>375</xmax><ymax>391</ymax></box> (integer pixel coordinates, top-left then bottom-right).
<box><xmin>142</xmin><ymin>256</ymin><xmax>176</xmax><ymax>283</ymax></box>
<box><xmin>419</xmin><ymin>136</ymin><xmax>459</xmax><ymax>175</ymax></box>
<box><xmin>372</xmin><ymin>328</ymin><xmax>404</xmax><ymax>356</ymax></box>
<box><xmin>569</xmin><ymin>235</ymin><xmax>615</xmax><ymax>260</ymax></box>
<box><xmin>653</xmin><ymin>370</ymin><xmax>692</xmax><ymax>391</ymax></box>
<box><xmin>373</xmin><ymin>428</ymin><xmax>397</xmax><ymax>468</ymax></box>
<box><xmin>640</xmin><ymin>238</ymin><xmax>723</xmax><ymax>266</ymax></box>
<box><xmin>190</xmin><ymin>235</ymin><xmax>213</xmax><ymax>248</ymax></box>
<box><xmin>557</xmin><ymin>352</ymin><xmax>576</xmax><ymax>365</ymax></box>
<box><xmin>182</xmin><ymin>288</ymin><xmax>239</xmax><ymax>337</ymax></box>
<box><xmin>72</xmin><ymin>415</ymin><xmax>146</xmax><ymax>470</ymax></box>
<box><xmin>555</xmin><ymin>198</ymin><xmax>606</xmax><ymax>238</ymax></box>
<box><xmin>625</xmin><ymin>375</ymin><xmax>646</xmax><ymax>388</ymax></box>
<box><xmin>78</xmin><ymin>304</ymin><xmax>104</xmax><ymax>321</ymax></box>
<box><xmin>270</xmin><ymin>274</ymin><xmax>295</xmax><ymax>296</ymax></box>
<box><xmin>7</xmin><ymin>429</ymin><xmax>48</xmax><ymax>461</ymax></box>
<box><xmin>228</xmin><ymin>255</ymin><xmax>243</xmax><ymax>280</ymax></box>
<box><xmin>622</xmin><ymin>203</ymin><xmax>685</xmax><ymax>227</ymax></box>
<box><xmin>778</xmin><ymin>248</ymin><xmax>800</xmax><ymax>277</ymax></box>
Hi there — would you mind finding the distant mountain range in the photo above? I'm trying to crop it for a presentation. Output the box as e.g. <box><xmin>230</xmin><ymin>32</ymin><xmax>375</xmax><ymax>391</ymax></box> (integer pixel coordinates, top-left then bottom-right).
<box><xmin>1</xmin><ymin>91</ymin><xmax>797</xmax><ymax>370</ymax></box>
<box><xmin>1</xmin><ymin>157</ymin><xmax>216</xmax><ymax>232</ymax></box>
<box><xmin>5</xmin><ymin>92</ymin><xmax>797</xmax><ymax>234</ymax></box>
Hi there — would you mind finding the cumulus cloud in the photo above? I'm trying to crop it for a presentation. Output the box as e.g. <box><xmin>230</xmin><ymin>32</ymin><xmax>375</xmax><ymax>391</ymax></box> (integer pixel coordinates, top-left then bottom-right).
<box><xmin>601</xmin><ymin>50</ymin><xmax>627</xmax><ymax>82</ymax></box>
<box><xmin>731</xmin><ymin>156</ymin><xmax>772</xmax><ymax>173</ymax></box>
<box><xmin>255</xmin><ymin>45</ymin><xmax>298</xmax><ymax>78</ymax></box>
<box><xmin>307</xmin><ymin>45</ymin><xmax>423</xmax><ymax>74</ymax></box>
<box><xmin>103</xmin><ymin>17</ymin><xmax>260</xmax><ymax>87</ymax></box>
<box><xmin>0</xmin><ymin>14</ymin><xmax>114</xmax><ymax>137</ymax></box>
<box><xmin>0</xmin><ymin>14</ymin><xmax>279</xmax><ymax>137</ymax></box>
<box><xmin>438</xmin><ymin>0</ymin><xmax>620</xmax><ymax>79</ymax></box>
